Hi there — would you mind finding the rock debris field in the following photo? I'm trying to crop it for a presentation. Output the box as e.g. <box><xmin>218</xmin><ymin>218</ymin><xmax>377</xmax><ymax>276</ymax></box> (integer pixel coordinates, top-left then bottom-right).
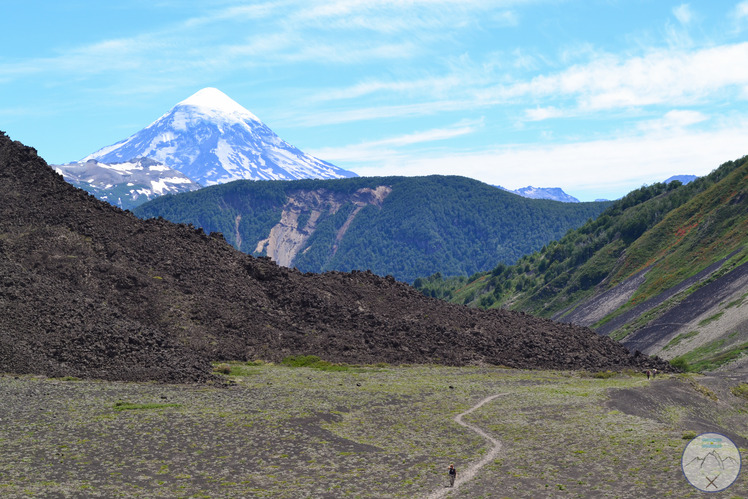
<box><xmin>0</xmin><ymin>132</ymin><xmax>671</xmax><ymax>383</ymax></box>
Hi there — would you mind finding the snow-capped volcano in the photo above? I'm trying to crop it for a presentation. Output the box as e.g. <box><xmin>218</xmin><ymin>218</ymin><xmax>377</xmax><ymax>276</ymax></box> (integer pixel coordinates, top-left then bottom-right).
<box><xmin>83</xmin><ymin>87</ymin><xmax>357</xmax><ymax>185</ymax></box>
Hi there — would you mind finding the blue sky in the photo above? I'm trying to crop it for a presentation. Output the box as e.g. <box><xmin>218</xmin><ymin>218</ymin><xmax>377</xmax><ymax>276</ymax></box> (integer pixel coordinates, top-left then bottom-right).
<box><xmin>2</xmin><ymin>1</ymin><xmax>748</xmax><ymax>201</ymax></box>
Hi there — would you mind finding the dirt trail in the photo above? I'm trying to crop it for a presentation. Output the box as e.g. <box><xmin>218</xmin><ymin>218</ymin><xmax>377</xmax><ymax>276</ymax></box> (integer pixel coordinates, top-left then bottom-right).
<box><xmin>426</xmin><ymin>393</ymin><xmax>507</xmax><ymax>498</ymax></box>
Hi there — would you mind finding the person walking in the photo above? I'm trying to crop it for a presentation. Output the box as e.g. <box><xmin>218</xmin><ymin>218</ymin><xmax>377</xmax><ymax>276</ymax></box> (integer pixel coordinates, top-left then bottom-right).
<box><xmin>448</xmin><ymin>463</ymin><xmax>457</xmax><ymax>487</ymax></box>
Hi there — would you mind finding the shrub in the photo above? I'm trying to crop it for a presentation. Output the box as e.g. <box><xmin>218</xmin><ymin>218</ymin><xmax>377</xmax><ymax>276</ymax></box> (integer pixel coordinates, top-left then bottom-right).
<box><xmin>213</xmin><ymin>363</ymin><xmax>232</xmax><ymax>375</ymax></box>
<box><xmin>730</xmin><ymin>383</ymin><xmax>748</xmax><ymax>400</ymax></box>
<box><xmin>670</xmin><ymin>357</ymin><xmax>690</xmax><ymax>372</ymax></box>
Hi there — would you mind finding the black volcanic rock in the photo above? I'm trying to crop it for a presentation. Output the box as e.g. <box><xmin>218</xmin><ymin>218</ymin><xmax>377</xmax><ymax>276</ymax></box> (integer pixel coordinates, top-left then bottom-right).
<box><xmin>0</xmin><ymin>132</ymin><xmax>671</xmax><ymax>382</ymax></box>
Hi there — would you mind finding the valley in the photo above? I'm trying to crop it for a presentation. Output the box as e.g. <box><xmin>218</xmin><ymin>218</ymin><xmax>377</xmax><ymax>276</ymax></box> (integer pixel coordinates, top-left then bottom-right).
<box><xmin>0</xmin><ymin>132</ymin><xmax>667</xmax><ymax>384</ymax></box>
<box><xmin>1</xmin><ymin>365</ymin><xmax>745</xmax><ymax>497</ymax></box>
<box><xmin>5</xmin><ymin>3</ymin><xmax>748</xmax><ymax>498</ymax></box>
<box><xmin>418</xmin><ymin>157</ymin><xmax>748</xmax><ymax>373</ymax></box>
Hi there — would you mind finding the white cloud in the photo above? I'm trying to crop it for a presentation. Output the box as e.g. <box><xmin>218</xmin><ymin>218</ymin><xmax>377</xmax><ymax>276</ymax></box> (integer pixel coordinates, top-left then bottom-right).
<box><xmin>283</xmin><ymin>99</ymin><xmax>477</xmax><ymax>126</ymax></box>
<box><xmin>348</xmin><ymin>121</ymin><xmax>748</xmax><ymax>200</ymax></box>
<box><xmin>736</xmin><ymin>1</ymin><xmax>748</xmax><ymax>20</ymax></box>
<box><xmin>305</xmin><ymin>74</ymin><xmax>471</xmax><ymax>103</ymax></box>
<box><xmin>501</xmin><ymin>42</ymin><xmax>748</xmax><ymax>113</ymax></box>
<box><xmin>637</xmin><ymin>109</ymin><xmax>708</xmax><ymax>131</ymax></box>
<box><xmin>310</xmin><ymin>120</ymin><xmax>481</xmax><ymax>162</ymax></box>
<box><xmin>492</xmin><ymin>10</ymin><xmax>519</xmax><ymax>27</ymax></box>
<box><xmin>0</xmin><ymin>1</ymin><xmax>429</xmax><ymax>86</ymax></box>
<box><xmin>0</xmin><ymin>35</ymin><xmax>154</xmax><ymax>81</ymax></box>
<box><xmin>182</xmin><ymin>2</ymin><xmax>284</xmax><ymax>28</ymax></box>
<box><xmin>290</xmin><ymin>41</ymin><xmax>748</xmax><ymax>127</ymax></box>
<box><xmin>524</xmin><ymin>106</ymin><xmax>566</xmax><ymax>121</ymax></box>
<box><xmin>673</xmin><ymin>4</ymin><xmax>693</xmax><ymax>25</ymax></box>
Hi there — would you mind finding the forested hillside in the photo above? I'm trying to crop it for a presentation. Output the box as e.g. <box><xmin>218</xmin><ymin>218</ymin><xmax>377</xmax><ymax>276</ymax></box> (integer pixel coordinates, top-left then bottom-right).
<box><xmin>417</xmin><ymin>156</ymin><xmax>748</xmax><ymax>371</ymax></box>
<box><xmin>134</xmin><ymin>175</ymin><xmax>611</xmax><ymax>282</ymax></box>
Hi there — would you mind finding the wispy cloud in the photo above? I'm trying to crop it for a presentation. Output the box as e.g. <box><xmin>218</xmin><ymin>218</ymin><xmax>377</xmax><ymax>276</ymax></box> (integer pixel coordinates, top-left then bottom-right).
<box><xmin>637</xmin><ymin>109</ymin><xmax>708</xmax><ymax>131</ymax></box>
<box><xmin>673</xmin><ymin>4</ymin><xmax>694</xmax><ymax>25</ymax></box>
<box><xmin>305</xmin><ymin>74</ymin><xmax>474</xmax><ymax>104</ymax></box>
<box><xmin>0</xmin><ymin>2</ymin><xmax>423</xmax><ymax>90</ymax></box>
<box><xmin>181</xmin><ymin>2</ymin><xmax>286</xmax><ymax>28</ymax></box>
<box><xmin>0</xmin><ymin>35</ymin><xmax>155</xmax><ymax>81</ymax></box>
<box><xmin>289</xmin><ymin>40</ymin><xmax>748</xmax><ymax>127</ymax></box>
<box><xmin>350</xmin><ymin>120</ymin><xmax>748</xmax><ymax>200</ymax></box>
<box><xmin>310</xmin><ymin>120</ymin><xmax>482</xmax><ymax>163</ymax></box>
<box><xmin>508</xmin><ymin>42</ymin><xmax>748</xmax><ymax>115</ymax></box>
<box><xmin>524</xmin><ymin>106</ymin><xmax>566</xmax><ymax>121</ymax></box>
<box><xmin>283</xmin><ymin>99</ymin><xmax>479</xmax><ymax>126</ymax></box>
<box><xmin>735</xmin><ymin>1</ymin><xmax>748</xmax><ymax>20</ymax></box>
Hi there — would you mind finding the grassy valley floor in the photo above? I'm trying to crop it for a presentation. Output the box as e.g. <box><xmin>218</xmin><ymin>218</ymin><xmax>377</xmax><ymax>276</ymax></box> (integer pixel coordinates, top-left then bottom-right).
<box><xmin>0</xmin><ymin>364</ymin><xmax>746</xmax><ymax>498</ymax></box>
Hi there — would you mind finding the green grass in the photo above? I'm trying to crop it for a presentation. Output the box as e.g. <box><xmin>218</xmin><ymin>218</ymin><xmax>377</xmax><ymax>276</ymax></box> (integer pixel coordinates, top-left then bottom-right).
<box><xmin>279</xmin><ymin>355</ymin><xmax>375</xmax><ymax>372</ymax></box>
<box><xmin>730</xmin><ymin>383</ymin><xmax>748</xmax><ymax>400</ymax></box>
<box><xmin>211</xmin><ymin>361</ymin><xmax>265</xmax><ymax>376</ymax></box>
<box><xmin>671</xmin><ymin>340</ymin><xmax>748</xmax><ymax>372</ymax></box>
<box><xmin>662</xmin><ymin>331</ymin><xmax>699</xmax><ymax>351</ymax></box>
<box><xmin>698</xmin><ymin>311</ymin><xmax>725</xmax><ymax>327</ymax></box>
<box><xmin>725</xmin><ymin>292</ymin><xmax>748</xmax><ymax>309</ymax></box>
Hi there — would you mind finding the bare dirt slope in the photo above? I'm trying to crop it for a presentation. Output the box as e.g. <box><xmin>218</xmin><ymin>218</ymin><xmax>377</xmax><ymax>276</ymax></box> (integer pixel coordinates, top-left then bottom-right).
<box><xmin>0</xmin><ymin>132</ymin><xmax>670</xmax><ymax>382</ymax></box>
<box><xmin>556</xmin><ymin>248</ymin><xmax>747</xmax><ymax>367</ymax></box>
<box><xmin>628</xmin><ymin>264</ymin><xmax>748</xmax><ymax>362</ymax></box>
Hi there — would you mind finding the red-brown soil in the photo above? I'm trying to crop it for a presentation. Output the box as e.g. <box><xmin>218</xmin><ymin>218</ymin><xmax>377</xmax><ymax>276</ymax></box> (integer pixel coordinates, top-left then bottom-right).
<box><xmin>0</xmin><ymin>132</ymin><xmax>672</xmax><ymax>382</ymax></box>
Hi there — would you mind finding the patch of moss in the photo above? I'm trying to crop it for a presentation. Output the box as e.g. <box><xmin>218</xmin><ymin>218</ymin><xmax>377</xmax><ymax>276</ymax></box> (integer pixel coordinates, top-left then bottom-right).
<box><xmin>698</xmin><ymin>311</ymin><xmax>724</xmax><ymax>327</ymax></box>
<box><xmin>671</xmin><ymin>340</ymin><xmax>748</xmax><ymax>372</ymax></box>
<box><xmin>730</xmin><ymin>383</ymin><xmax>748</xmax><ymax>400</ymax></box>
<box><xmin>662</xmin><ymin>331</ymin><xmax>698</xmax><ymax>351</ymax></box>
<box><xmin>279</xmin><ymin>355</ymin><xmax>366</xmax><ymax>372</ymax></box>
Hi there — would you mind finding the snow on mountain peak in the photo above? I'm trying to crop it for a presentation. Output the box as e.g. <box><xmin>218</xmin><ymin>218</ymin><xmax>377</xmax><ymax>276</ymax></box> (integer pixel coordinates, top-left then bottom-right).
<box><xmin>81</xmin><ymin>88</ymin><xmax>358</xmax><ymax>186</ymax></box>
<box><xmin>177</xmin><ymin>87</ymin><xmax>260</xmax><ymax>122</ymax></box>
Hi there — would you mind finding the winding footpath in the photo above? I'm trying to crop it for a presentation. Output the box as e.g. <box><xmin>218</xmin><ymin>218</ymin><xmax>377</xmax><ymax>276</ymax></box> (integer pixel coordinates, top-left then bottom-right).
<box><xmin>426</xmin><ymin>393</ymin><xmax>508</xmax><ymax>498</ymax></box>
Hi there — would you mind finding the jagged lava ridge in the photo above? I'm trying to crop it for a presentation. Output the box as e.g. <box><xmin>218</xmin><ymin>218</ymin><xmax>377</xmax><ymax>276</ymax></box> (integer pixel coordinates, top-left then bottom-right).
<box><xmin>0</xmin><ymin>132</ymin><xmax>671</xmax><ymax>382</ymax></box>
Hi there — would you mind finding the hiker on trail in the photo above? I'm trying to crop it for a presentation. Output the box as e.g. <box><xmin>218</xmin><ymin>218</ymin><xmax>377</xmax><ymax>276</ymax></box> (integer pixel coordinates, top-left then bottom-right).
<box><xmin>646</xmin><ymin>370</ymin><xmax>651</xmax><ymax>380</ymax></box>
<box><xmin>448</xmin><ymin>463</ymin><xmax>456</xmax><ymax>487</ymax></box>
<box><xmin>652</xmin><ymin>368</ymin><xmax>658</xmax><ymax>379</ymax></box>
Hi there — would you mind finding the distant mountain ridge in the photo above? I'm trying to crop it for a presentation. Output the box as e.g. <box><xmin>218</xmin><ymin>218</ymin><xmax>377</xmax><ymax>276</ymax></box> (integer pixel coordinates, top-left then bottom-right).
<box><xmin>134</xmin><ymin>175</ymin><xmax>612</xmax><ymax>283</ymax></box>
<box><xmin>498</xmin><ymin>185</ymin><xmax>580</xmax><ymax>202</ymax></box>
<box><xmin>516</xmin><ymin>186</ymin><xmax>580</xmax><ymax>202</ymax></box>
<box><xmin>53</xmin><ymin>158</ymin><xmax>201</xmax><ymax>210</ymax></box>
<box><xmin>82</xmin><ymin>87</ymin><xmax>357</xmax><ymax>186</ymax></box>
<box><xmin>665</xmin><ymin>174</ymin><xmax>698</xmax><ymax>184</ymax></box>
